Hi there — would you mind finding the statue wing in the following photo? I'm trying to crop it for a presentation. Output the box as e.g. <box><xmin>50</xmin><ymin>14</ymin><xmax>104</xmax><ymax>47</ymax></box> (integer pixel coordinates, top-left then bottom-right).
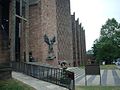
<box><xmin>51</xmin><ymin>36</ymin><xmax>56</xmax><ymax>44</ymax></box>
<box><xmin>44</xmin><ymin>34</ymin><xmax>50</xmax><ymax>45</ymax></box>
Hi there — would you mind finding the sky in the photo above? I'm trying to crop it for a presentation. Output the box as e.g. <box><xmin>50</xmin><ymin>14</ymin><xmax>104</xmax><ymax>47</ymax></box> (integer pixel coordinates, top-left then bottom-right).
<box><xmin>70</xmin><ymin>0</ymin><xmax>120</xmax><ymax>51</ymax></box>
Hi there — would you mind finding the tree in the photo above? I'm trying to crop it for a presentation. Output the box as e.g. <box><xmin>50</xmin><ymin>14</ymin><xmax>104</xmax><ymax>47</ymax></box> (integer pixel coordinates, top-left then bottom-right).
<box><xmin>93</xmin><ymin>18</ymin><xmax>120</xmax><ymax>64</ymax></box>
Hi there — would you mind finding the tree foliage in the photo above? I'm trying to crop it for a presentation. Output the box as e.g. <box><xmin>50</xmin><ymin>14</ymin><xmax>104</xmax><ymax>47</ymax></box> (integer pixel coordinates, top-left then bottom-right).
<box><xmin>93</xmin><ymin>18</ymin><xmax>120</xmax><ymax>64</ymax></box>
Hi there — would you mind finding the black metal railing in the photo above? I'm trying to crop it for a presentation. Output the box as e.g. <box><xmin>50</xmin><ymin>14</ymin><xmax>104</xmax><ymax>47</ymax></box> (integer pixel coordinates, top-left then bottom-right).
<box><xmin>11</xmin><ymin>62</ymin><xmax>75</xmax><ymax>90</ymax></box>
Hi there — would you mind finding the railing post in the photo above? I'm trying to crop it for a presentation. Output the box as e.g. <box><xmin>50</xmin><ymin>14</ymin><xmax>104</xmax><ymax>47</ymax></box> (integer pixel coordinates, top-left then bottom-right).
<box><xmin>73</xmin><ymin>73</ymin><xmax>75</xmax><ymax>90</ymax></box>
<box><xmin>47</xmin><ymin>67</ymin><xmax>49</xmax><ymax>82</ymax></box>
<box><xmin>11</xmin><ymin>62</ymin><xmax>74</xmax><ymax>90</ymax></box>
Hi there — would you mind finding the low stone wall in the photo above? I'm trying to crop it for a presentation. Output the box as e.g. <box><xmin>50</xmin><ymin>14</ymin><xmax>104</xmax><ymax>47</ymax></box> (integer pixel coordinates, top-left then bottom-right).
<box><xmin>0</xmin><ymin>64</ymin><xmax>12</xmax><ymax>80</ymax></box>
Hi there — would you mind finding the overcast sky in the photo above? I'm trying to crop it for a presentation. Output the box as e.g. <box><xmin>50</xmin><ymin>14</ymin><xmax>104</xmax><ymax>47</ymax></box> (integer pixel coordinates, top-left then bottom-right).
<box><xmin>70</xmin><ymin>0</ymin><xmax>120</xmax><ymax>51</ymax></box>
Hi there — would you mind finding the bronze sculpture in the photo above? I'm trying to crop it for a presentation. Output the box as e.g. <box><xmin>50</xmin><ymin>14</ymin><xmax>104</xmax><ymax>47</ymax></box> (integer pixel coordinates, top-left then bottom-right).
<box><xmin>44</xmin><ymin>34</ymin><xmax>56</xmax><ymax>60</ymax></box>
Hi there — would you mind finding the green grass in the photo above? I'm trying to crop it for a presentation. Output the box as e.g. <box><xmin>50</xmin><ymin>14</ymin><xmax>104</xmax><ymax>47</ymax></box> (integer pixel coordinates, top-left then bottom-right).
<box><xmin>80</xmin><ymin>65</ymin><xmax>85</xmax><ymax>69</ymax></box>
<box><xmin>80</xmin><ymin>65</ymin><xmax>117</xmax><ymax>70</ymax></box>
<box><xmin>76</xmin><ymin>86</ymin><xmax>120</xmax><ymax>90</ymax></box>
<box><xmin>100</xmin><ymin>65</ymin><xmax>117</xmax><ymax>70</ymax></box>
<box><xmin>0</xmin><ymin>79</ymin><xmax>36</xmax><ymax>90</ymax></box>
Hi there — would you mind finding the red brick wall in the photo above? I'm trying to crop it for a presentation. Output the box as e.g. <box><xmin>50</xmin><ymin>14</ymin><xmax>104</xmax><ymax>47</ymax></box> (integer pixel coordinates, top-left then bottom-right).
<box><xmin>29</xmin><ymin>0</ymin><xmax>73</xmax><ymax>67</ymax></box>
<box><xmin>40</xmin><ymin>0</ymin><xmax>58</xmax><ymax>66</ymax></box>
<box><xmin>20</xmin><ymin>20</ymin><xmax>28</xmax><ymax>62</ymax></box>
<box><xmin>80</xmin><ymin>27</ymin><xmax>86</xmax><ymax>65</ymax></box>
<box><xmin>71</xmin><ymin>14</ymin><xmax>77</xmax><ymax>66</ymax></box>
<box><xmin>56</xmin><ymin>0</ymin><xmax>73</xmax><ymax>66</ymax></box>
<box><xmin>29</xmin><ymin>0</ymin><xmax>58</xmax><ymax>66</ymax></box>
<box><xmin>29</xmin><ymin>3</ymin><xmax>43</xmax><ymax>62</ymax></box>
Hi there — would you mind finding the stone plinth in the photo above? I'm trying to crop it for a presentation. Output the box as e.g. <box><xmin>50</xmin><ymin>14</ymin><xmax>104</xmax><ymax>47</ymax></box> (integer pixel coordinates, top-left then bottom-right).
<box><xmin>0</xmin><ymin>64</ymin><xmax>12</xmax><ymax>80</ymax></box>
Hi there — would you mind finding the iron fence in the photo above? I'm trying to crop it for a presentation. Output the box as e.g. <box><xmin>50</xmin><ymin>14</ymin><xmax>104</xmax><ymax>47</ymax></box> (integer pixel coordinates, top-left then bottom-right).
<box><xmin>11</xmin><ymin>62</ymin><xmax>75</xmax><ymax>90</ymax></box>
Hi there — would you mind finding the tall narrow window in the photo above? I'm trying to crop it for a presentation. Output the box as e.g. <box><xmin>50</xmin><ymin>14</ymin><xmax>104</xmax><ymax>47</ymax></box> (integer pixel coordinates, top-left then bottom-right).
<box><xmin>22</xmin><ymin>0</ymin><xmax>26</xmax><ymax>18</ymax></box>
<box><xmin>15</xmin><ymin>17</ymin><xmax>21</xmax><ymax>61</ymax></box>
<box><xmin>15</xmin><ymin>0</ymin><xmax>27</xmax><ymax>61</ymax></box>
<box><xmin>1</xmin><ymin>0</ymin><xmax>9</xmax><ymax>49</ymax></box>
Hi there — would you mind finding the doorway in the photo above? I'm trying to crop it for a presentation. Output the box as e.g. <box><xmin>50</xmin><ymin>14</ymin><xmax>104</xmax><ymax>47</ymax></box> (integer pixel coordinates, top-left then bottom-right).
<box><xmin>0</xmin><ymin>0</ymin><xmax>9</xmax><ymax>50</ymax></box>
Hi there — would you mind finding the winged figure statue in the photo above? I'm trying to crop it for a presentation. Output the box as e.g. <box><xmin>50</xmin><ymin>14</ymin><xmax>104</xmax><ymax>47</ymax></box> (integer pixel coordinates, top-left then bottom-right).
<box><xmin>44</xmin><ymin>34</ymin><xmax>56</xmax><ymax>60</ymax></box>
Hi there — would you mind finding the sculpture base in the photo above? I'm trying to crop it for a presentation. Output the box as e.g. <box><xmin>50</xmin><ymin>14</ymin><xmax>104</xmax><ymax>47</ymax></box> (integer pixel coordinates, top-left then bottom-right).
<box><xmin>46</xmin><ymin>53</ymin><xmax>56</xmax><ymax>60</ymax></box>
<box><xmin>0</xmin><ymin>65</ymin><xmax>12</xmax><ymax>80</ymax></box>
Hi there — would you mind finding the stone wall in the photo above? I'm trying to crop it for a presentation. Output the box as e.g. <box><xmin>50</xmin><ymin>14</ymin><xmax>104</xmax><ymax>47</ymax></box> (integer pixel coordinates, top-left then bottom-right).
<box><xmin>29</xmin><ymin>2</ymin><xmax>42</xmax><ymax>62</ymax></box>
<box><xmin>81</xmin><ymin>29</ymin><xmax>86</xmax><ymax>64</ymax></box>
<box><xmin>56</xmin><ymin>0</ymin><xmax>73</xmax><ymax>66</ymax></box>
<box><xmin>71</xmin><ymin>13</ymin><xmax>77</xmax><ymax>66</ymax></box>
<box><xmin>9</xmin><ymin>0</ymin><xmax>30</xmax><ymax>62</ymax></box>
<box><xmin>9</xmin><ymin>0</ymin><xmax>16</xmax><ymax>62</ymax></box>
<box><xmin>71</xmin><ymin>13</ymin><xmax>86</xmax><ymax>66</ymax></box>
<box><xmin>75</xmin><ymin>19</ymin><xmax>80</xmax><ymax>66</ymax></box>
<box><xmin>40</xmin><ymin>0</ymin><xmax>58</xmax><ymax>66</ymax></box>
<box><xmin>29</xmin><ymin>0</ymin><xmax>58</xmax><ymax>66</ymax></box>
<box><xmin>29</xmin><ymin>0</ymin><xmax>73</xmax><ymax>66</ymax></box>
<box><xmin>0</xmin><ymin>64</ymin><xmax>12</xmax><ymax>80</ymax></box>
<box><xmin>0</xmin><ymin>0</ymin><xmax>86</xmax><ymax>67</ymax></box>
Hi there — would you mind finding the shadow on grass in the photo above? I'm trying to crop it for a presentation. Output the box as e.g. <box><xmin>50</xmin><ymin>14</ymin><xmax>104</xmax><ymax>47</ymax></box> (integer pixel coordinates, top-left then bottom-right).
<box><xmin>0</xmin><ymin>78</ymin><xmax>36</xmax><ymax>90</ymax></box>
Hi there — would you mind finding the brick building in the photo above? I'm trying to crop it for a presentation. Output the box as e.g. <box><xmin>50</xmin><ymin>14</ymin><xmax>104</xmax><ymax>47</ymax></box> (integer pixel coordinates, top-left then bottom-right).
<box><xmin>0</xmin><ymin>0</ymin><xmax>29</xmax><ymax>64</ymax></box>
<box><xmin>0</xmin><ymin>0</ymin><xmax>86</xmax><ymax>67</ymax></box>
<box><xmin>29</xmin><ymin>0</ymin><xmax>73</xmax><ymax>66</ymax></box>
<box><xmin>71</xmin><ymin>13</ymin><xmax>86</xmax><ymax>66</ymax></box>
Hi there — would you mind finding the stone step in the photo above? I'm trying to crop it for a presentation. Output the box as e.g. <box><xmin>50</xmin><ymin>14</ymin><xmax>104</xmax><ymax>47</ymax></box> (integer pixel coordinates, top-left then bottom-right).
<box><xmin>67</xmin><ymin>67</ymin><xmax>85</xmax><ymax>79</ymax></box>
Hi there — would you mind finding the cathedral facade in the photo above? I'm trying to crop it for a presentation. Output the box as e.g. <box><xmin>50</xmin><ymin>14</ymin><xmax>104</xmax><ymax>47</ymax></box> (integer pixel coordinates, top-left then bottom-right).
<box><xmin>0</xmin><ymin>0</ymin><xmax>86</xmax><ymax>67</ymax></box>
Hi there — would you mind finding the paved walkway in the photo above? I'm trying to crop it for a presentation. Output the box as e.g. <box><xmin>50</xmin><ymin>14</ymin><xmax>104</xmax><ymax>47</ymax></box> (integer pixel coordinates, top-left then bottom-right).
<box><xmin>117</xmin><ymin>65</ymin><xmax>120</xmax><ymax>69</ymax></box>
<box><xmin>12</xmin><ymin>67</ymin><xmax>120</xmax><ymax>90</ymax></box>
<box><xmin>67</xmin><ymin>67</ymin><xmax>120</xmax><ymax>86</ymax></box>
<box><xmin>12</xmin><ymin>72</ymin><xmax>68</xmax><ymax>90</ymax></box>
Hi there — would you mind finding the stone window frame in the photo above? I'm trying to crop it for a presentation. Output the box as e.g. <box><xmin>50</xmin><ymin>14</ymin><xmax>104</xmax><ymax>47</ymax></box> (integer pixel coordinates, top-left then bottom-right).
<box><xmin>16</xmin><ymin>0</ymin><xmax>27</xmax><ymax>18</ymax></box>
<box><xmin>15</xmin><ymin>0</ymin><xmax>28</xmax><ymax>37</ymax></box>
<box><xmin>14</xmin><ymin>0</ymin><xmax>28</xmax><ymax>61</ymax></box>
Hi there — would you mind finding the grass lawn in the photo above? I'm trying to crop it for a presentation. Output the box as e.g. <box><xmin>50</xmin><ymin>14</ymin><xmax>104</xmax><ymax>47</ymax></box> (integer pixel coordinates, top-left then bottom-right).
<box><xmin>76</xmin><ymin>86</ymin><xmax>120</xmax><ymax>90</ymax></box>
<box><xmin>80</xmin><ymin>65</ymin><xmax>117</xmax><ymax>70</ymax></box>
<box><xmin>0</xmin><ymin>79</ymin><xmax>36</xmax><ymax>90</ymax></box>
<box><xmin>100</xmin><ymin>65</ymin><xmax>117</xmax><ymax>70</ymax></box>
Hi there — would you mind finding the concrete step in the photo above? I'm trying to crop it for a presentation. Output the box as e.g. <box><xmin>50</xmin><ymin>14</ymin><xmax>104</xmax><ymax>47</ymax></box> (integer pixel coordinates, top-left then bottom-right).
<box><xmin>67</xmin><ymin>67</ymin><xmax>85</xmax><ymax>79</ymax></box>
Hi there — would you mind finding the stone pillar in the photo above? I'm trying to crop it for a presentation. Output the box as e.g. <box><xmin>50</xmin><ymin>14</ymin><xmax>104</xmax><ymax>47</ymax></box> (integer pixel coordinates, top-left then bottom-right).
<box><xmin>40</xmin><ymin>0</ymin><xmax>58</xmax><ymax>66</ymax></box>
<box><xmin>0</xmin><ymin>4</ymin><xmax>2</xmax><ymax>63</ymax></box>
<box><xmin>9</xmin><ymin>0</ymin><xmax>16</xmax><ymax>61</ymax></box>
<box><xmin>25</xmin><ymin>0</ymin><xmax>29</xmax><ymax>62</ymax></box>
<box><xmin>82</xmin><ymin>30</ymin><xmax>86</xmax><ymax>65</ymax></box>
<box><xmin>76</xmin><ymin>19</ymin><xmax>80</xmax><ymax>66</ymax></box>
<box><xmin>56</xmin><ymin>0</ymin><xmax>73</xmax><ymax>66</ymax></box>
<box><xmin>0</xmin><ymin>4</ymin><xmax>2</xmax><ymax>37</ymax></box>
<box><xmin>80</xmin><ymin>27</ymin><xmax>86</xmax><ymax>65</ymax></box>
<box><xmin>0</xmin><ymin>4</ymin><xmax>1</xmax><ymax>24</ymax></box>
<box><xmin>79</xmin><ymin>24</ymin><xmax>82</xmax><ymax>65</ymax></box>
<box><xmin>71</xmin><ymin>13</ymin><xmax>77</xmax><ymax>67</ymax></box>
